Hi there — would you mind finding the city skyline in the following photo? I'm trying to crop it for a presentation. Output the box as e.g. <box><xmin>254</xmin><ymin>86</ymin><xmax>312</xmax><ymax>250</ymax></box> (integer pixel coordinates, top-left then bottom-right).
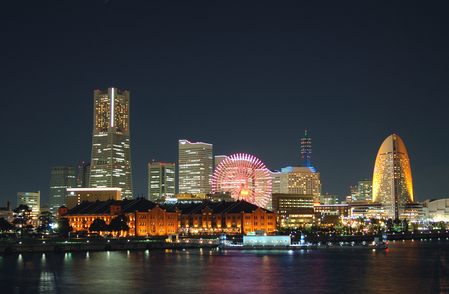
<box><xmin>1</xmin><ymin>1</ymin><xmax>448</xmax><ymax>206</ymax></box>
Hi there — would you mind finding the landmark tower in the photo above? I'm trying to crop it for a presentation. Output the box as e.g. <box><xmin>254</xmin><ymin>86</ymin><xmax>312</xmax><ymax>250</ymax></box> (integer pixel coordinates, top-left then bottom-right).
<box><xmin>89</xmin><ymin>88</ymin><xmax>133</xmax><ymax>199</ymax></box>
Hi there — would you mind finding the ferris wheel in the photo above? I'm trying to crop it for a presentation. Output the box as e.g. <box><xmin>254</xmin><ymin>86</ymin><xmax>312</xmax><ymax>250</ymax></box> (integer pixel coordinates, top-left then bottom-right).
<box><xmin>212</xmin><ymin>153</ymin><xmax>272</xmax><ymax>208</ymax></box>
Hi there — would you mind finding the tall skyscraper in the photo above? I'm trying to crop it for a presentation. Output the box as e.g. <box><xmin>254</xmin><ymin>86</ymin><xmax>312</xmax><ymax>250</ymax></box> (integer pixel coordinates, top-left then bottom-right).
<box><xmin>280</xmin><ymin>166</ymin><xmax>321</xmax><ymax>203</ymax></box>
<box><xmin>49</xmin><ymin>166</ymin><xmax>76</xmax><ymax>213</ymax></box>
<box><xmin>77</xmin><ymin>162</ymin><xmax>91</xmax><ymax>188</ymax></box>
<box><xmin>178</xmin><ymin>139</ymin><xmax>213</xmax><ymax>194</ymax></box>
<box><xmin>373</xmin><ymin>134</ymin><xmax>413</xmax><ymax>219</ymax></box>
<box><xmin>301</xmin><ymin>130</ymin><xmax>312</xmax><ymax>167</ymax></box>
<box><xmin>148</xmin><ymin>162</ymin><xmax>176</xmax><ymax>200</ymax></box>
<box><xmin>89</xmin><ymin>88</ymin><xmax>133</xmax><ymax>199</ymax></box>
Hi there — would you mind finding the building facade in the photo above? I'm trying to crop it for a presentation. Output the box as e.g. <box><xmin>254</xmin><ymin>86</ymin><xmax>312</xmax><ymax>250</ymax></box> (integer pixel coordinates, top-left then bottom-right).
<box><xmin>49</xmin><ymin>166</ymin><xmax>76</xmax><ymax>213</ymax></box>
<box><xmin>66</xmin><ymin>188</ymin><xmax>122</xmax><ymax>209</ymax></box>
<box><xmin>168</xmin><ymin>201</ymin><xmax>277</xmax><ymax>235</ymax></box>
<box><xmin>62</xmin><ymin>198</ymin><xmax>177</xmax><ymax>237</ymax></box>
<box><xmin>280</xmin><ymin>166</ymin><xmax>321</xmax><ymax>203</ymax></box>
<box><xmin>178</xmin><ymin>139</ymin><xmax>213</xmax><ymax>194</ymax></box>
<box><xmin>148</xmin><ymin>162</ymin><xmax>176</xmax><ymax>201</ymax></box>
<box><xmin>272</xmin><ymin>193</ymin><xmax>315</xmax><ymax>228</ymax></box>
<box><xmin>17</xmin><ymin>191</ymin><xmax>40</xmax><ymax>224</ymax></box>
<box><xmin>89</xmin><ymin>88</ymin><xmax>133</xmax><ymax>199</ymax></box>
<box><xmin>373</xmin><ymin>134</ymin><xmax>413</xmax><ymax>219</ymax></box>
<box><xmin>63</xmin><ymin>198</ymin><xmax>275</xmax><ymax>236</ymax></box>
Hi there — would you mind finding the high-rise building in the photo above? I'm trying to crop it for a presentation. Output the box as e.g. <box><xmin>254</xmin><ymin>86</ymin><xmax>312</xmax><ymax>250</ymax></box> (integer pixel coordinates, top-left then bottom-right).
<box><xmin>178</xmin><ymin>139</ymin><xmax>213</xmax><ymax>194</ymax></box>
<box><xmin>89</xmin><ymin>88</ymin><xmax>133</xmax><ymax>199</ymax></box>
<box><xmin>77</xmin><ymin>162</ymin><xmax>91</xmax><ymax>188</ymax></box>
<box><xmin>358</xmin><ymin>178</ymin><xmax>373</xmax><ymax>202</ymax></box>
<box><xmin>17</xmin><ymin>191</ymin><xmax>40</xmax><ymax>223</ymax></box>
<box><xmin>280</xmin><ymin>166</ymin><xmax>321</xmax><ymax>203</ymax></box>
<box><xmin>373</xmin><ymin>134</ymin><xmax>413</xmax><ymax>219</ymax></box>
<box><xmin>49</xmin><ymin>166</ymin><xmax>76</xmax><ymax>213</ymax></box>
<box><xmin>301</xmin><ymin>130</ymin><xmax>312</xmax><ymax>167</ymax></box>
<box><xmin>148</xmin><ymin>162</ymin><xmax>176</xmax><ymax>201</ymax></box>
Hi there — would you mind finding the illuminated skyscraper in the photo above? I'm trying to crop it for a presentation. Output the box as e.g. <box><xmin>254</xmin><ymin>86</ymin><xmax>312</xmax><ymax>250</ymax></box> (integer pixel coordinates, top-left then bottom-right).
<box><xmin>148</xmin><ymin>162</ymin><xmax>176</xmax><ymax>200</ymax></box>
<box><xmin>373</xmin><ymin>134</ymin><xmax>413</xmax><ymax>219</ymax></box>
<box><xmin>301</xmin><ymin>130</ymin><xmax>312</xmax><ymax>167</ymax></box>
<box><xmin>89</xmin><ymin>88</ymin><xmax>133</xmax><ymax>199</ymax></box>
<box><xmin>178</xmin><ymin>140</ymin><xmax>213</xmax><ymax>194</ymax></box>
<box><xmin>49</xmin><ymin>166</ymin><xmax>76</xmax><ymax>213</ymax></box>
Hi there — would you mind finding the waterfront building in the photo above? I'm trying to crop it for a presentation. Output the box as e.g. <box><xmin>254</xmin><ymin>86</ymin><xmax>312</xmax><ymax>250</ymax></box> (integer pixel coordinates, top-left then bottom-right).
<box><xmin>166</xmin><ymin>200</ymin><xmax>276</xmax><ymax>235</ymax></box>
<box><xmin>77</xmin><ymin>162</ymin><xmax>91</xmax><ymax>188</ymax></box>
<box><xmin>178</xmin><ymin>139</ymin><xmax>213</xmax><ymax>194</ymax></box>
<box><xmin>272</xmin><ymin>193</ymin><xmax>315</xmax><ymax>228</ymax></box>
<box><xmin>62</xmin><ymin>197</ymin><xmax>177</xmax><ymax>237</ymax></box>
<box><xmin>422</xmin><ymin>199</ymin><xmax>449</xmax><ymax>221</ymax></box>
<box><xmin>65</xmin><ymin>188</ymin><xmax>122</xmax><ymax>209</ymax></box>
<box><xmin>148</xmin><ymin>162</ymin><xmax>176</xmax><ymax>201</ymax></box>
<box><xmin>348</xmin><ymin>201</ymin><xmax>386</xmax><ymax>218</ymax></box>
<box><xmin>90</xmin><ymin>88</ymin><xmax>133</xmax><ymax>199</ymax></box>
<box><xmin>17</xmin><ymin>191</ymin><xmax>40</xmax><ymax>224</ymax></box>
<box><xmin>49</xmin><ymin>166</ymin><xmax>76</xmax><ymax>214</ymax></box>
<box><xmin>373</xmin><ymin>134</ymin><xmax>413</xmax><ymax>219</ymax></box>
<box><xmin>280</xmin><ymin>166</ymin><xmax>321</xmax><ymax>203</ymax></box>
<box><xmin>301</xmin><ymin>130</ymin><xmax>312</xmax><ymax>167</ymax></box>
<box><xmin>63</xmin><ymin>198</ymin><xmax>275</xmax><ymax>236</ymax></box>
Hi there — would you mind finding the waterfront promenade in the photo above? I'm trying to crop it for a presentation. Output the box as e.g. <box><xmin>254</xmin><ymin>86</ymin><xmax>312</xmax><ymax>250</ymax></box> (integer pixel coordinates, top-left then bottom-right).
<box><xmin>1</xmin><ymin>230</ymin><xmax>447</xmax><ymax>254</ymax></box>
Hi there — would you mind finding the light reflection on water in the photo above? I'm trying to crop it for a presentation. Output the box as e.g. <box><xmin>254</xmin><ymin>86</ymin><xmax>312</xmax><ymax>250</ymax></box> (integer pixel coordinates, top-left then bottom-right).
<box><xmin>0</xmin><ymin>240</ymin><xmax>447</xmax><ymax>293</ymax></box>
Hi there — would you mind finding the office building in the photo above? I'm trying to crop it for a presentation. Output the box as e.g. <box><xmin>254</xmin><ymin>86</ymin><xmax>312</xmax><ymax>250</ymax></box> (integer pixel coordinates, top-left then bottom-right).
<box><xmin>321</xmin><ymin>193</ymin><xmax>338</xmax><ymax>205</ymax></box>
<box><xmin>358</xmin><ymin>178</ymin><xmax>373</xmax><ymax>202</ymax></box>
<box><xmin>49</xmin><ymin>166</ymin><xmax>76</xmax><ymax>213</ymax></box>
<box><xmin>280</xmin><ymin>166</ymin><xmax>321</xmax><ymax>203</ymax></box>
<box><xmin>89</xmin><ymin>88</ymin><xmax>133</xmax><ymax>199</ymax></box>
<box><xmin>373</xmin><ymin>134</ymin><xmax>413</xmax><ymax>219</ymax></box>
<box><xmin>178</xmin><ymin>139</ymin><xmax>213</xmax><ymax>194</ymax></box>
<box><xmin>17</xmin><ymin>191</ymin><xmax>40</xmax><ymax>223</ymax></box>
<box><xmin>148</xmin><ymin>162</ymin><xmax>176</xmax><ymax>201</ymax></box>
<box><xmin>272</xmin><ymin>193</ymin><xmax>315</xmax><ymax>228</ymax></box>
<box><xmin>77</xmin><ymin>162</ymin><xmax>91</xmax><ymax>188</ymax></box>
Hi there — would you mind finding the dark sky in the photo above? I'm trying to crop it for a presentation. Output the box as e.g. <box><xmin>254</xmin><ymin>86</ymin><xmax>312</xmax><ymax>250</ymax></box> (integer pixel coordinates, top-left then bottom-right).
<box><xmin>2</xmin><ymin>1</ymin><xmax>448</xmax><ymax>207</ymax></box>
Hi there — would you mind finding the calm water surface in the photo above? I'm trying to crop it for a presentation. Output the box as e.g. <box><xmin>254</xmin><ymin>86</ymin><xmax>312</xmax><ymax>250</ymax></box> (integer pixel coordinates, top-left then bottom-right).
<box><xmin>0</xmin><ymin>240</ymin><xmax>448</xmax><ymax>293</ymax></box>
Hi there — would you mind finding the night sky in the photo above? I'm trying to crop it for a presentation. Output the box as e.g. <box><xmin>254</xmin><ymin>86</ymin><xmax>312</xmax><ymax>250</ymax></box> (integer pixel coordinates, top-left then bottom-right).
<box><xmin>2</xmin><ymin>1</ymin><xmax>448</xmax><ymax>207</ymax></box>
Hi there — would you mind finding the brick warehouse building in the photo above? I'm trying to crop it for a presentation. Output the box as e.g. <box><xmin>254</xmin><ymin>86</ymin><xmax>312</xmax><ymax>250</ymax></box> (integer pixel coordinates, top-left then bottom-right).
<box><xmin>61</xmin><ymin>198</ymin><xmax>276</xmax><ymax>236</ymax></box>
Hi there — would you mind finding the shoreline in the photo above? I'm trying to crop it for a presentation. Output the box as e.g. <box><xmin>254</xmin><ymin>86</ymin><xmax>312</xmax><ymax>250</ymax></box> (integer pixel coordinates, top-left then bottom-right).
<box><xmin>1</xmin><ymin>231</ymin><xmax>447</xmax><ymax>254</ymax></box>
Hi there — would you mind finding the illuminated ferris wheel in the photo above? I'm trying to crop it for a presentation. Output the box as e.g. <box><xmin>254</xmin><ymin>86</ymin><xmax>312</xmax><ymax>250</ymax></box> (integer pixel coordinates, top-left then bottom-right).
<box><xmin>212</xmin><ymin>153</ymin><xmax>272</xmax><ymax>208</ymax></box>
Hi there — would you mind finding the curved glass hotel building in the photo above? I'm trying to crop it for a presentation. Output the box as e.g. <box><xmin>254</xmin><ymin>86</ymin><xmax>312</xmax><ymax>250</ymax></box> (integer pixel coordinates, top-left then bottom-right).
<box><xmin>373</xmin><ymin>134</ymin><xmax>413</xmax><ymax>219</ymax></box>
